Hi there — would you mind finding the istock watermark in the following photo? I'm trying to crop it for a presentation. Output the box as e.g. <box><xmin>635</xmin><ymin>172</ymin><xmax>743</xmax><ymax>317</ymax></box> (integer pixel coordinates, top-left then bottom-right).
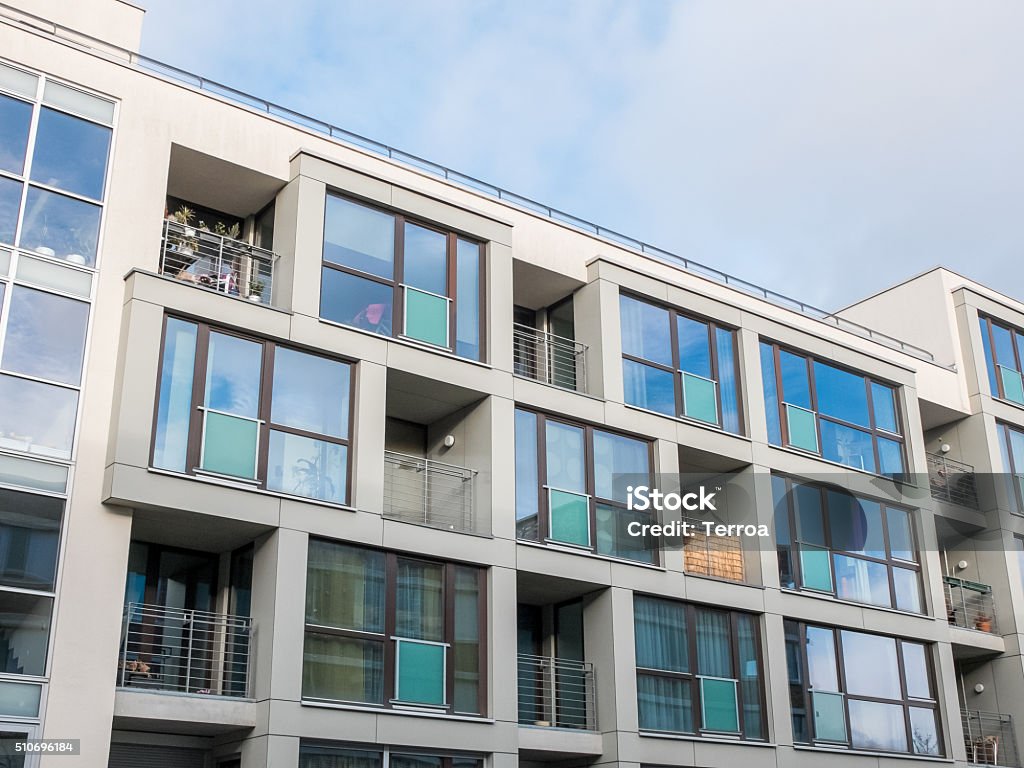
<box><xmin>624</xmin><ymin>482</ymin><xmax>769</xmax><ymax>541</ymax></box>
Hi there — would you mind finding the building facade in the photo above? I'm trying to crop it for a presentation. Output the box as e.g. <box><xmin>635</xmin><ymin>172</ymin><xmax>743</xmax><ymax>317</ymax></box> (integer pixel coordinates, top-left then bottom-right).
<box><xmin>0</xmin><ymin>1</ymin><xmax>1021</xmax><ymax>766</ymax></box>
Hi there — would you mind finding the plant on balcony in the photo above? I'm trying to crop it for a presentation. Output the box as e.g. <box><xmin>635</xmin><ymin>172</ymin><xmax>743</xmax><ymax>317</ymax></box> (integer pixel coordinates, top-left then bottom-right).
<box><xmin>975</xmin><ymin>614</ymin><xmax>993</xmax><ymax>632</ymax></box>
<box><xmin>169</xmin><ymin>205</ymin><xmax>199</xmax><ymax>255</ymax></box>
<box><xmin>247</xmin><ymin>274</ymin><xmax>265</xmax><ymax>302</ymax></box>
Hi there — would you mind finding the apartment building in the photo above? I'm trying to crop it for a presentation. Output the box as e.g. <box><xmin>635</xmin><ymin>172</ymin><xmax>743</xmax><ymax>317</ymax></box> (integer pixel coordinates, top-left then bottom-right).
<box><xmin>0</xmin><ymin>1</ymin><xmax>1021</xmax><ymax>766</ymax></box>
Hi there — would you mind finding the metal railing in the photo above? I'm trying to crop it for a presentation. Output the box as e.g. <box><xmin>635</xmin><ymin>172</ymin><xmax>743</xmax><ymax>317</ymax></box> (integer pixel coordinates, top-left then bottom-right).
<box><xmin>945</xmin><ymin>577</ymin><xmax>997</xmax><ymax>633</ymax></box>
<box><xmin>159</xmin><ymin>219</ymin><xmax>275</xmax><ymax>304</ymax></box>
<box><xmin>683</xmin><ymin>518</ymin><xmax>745</xmax><ymax>581</ymax></box>
<box><xmin>963</xmin><ymin>710</ymin><xmax>1020</xmax><ymax>766</ymax></box>
<box><xmin>0</xmin><ymin>1</ymin><xmax>942</xmax><ymax>368</ymax></box>
<box><xmin>517</xmin><ymin>653</ymin><xmax>597</xmax><ymax>731</ymax></box>
<box><xmin>927</xmin><ymin>452</ymin><xmax>980</xmax><ymax>509</ymax></box>
<box><xmin>118</xmin><ymin>603</ymin><xmax>252</xmax><ymax>697</ymax></box>
<box><xmin>513</xmin><ymin>324</ymin><xmax>587</xmax><ymax>392</ymax></box>
<box><xmin>383</xmin><ymin>451</ymin><xmax>477</xmax><ymax>533</ymax></box>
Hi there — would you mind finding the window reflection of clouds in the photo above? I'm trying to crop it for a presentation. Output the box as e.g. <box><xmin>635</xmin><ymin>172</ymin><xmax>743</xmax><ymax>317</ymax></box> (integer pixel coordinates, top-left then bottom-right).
<box><xmin>2</xmin><ymin>286</ymin><xmax>88</xmax><ymax>386</ymax></box>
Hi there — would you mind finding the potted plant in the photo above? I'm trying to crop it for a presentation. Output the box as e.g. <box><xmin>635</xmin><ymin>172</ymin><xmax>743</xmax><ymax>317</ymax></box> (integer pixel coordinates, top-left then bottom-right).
<box><xmin>247</xmin><ymin>275</ymin><xmax>265</xmax><ymax>302</ymax></box>
<box><xmin>975</xmin><ymin>614</ymin><xmax>993</xmax><ymax>633</ymax></box>
<box><xmin>170</xmin><ymin>206</ymin><xmax>198</xmax><ymax>256</ymax></box>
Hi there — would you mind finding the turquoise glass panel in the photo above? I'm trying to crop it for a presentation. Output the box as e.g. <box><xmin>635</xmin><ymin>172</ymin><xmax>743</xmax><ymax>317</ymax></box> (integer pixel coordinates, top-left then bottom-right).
<box><xmin>549</xmin><ymin>489</ymin><xmax>589</xmax><ymax>547</ymax></box>
<box><xmin>396</xmin><ymin>639</ymin><xmax>445</xmax><ymax>705</ymax></box>
<box><xmin>1000</xmin><ymin>366</ymin><xmax>1024</xmax><ymax>405</ymax></box>
<box><xmin>785</xmin><ymin>404</ymin><xmax>818</xmax><ymax>452</ymax></box>
<box><xmin>700</xmin><ymin>677</ymin><xmax>739</xmax><ymax>732</ymax></box>
<box><xmin>682</xmin><ymin>372</ymin><xmax>718</xmax><ymax>425</ymax></box>
<box><xmin>0</xmin><ymin>679</ymin><xmax>40</xmax><ymax>717</ymax></box>
<box><xmin>799</xmin><ymin>543</ymin><xmax>833</xmax><ymax>592</ymax></box>
<box><xmin>812</xmin><ymin>690</ymin><xmax>847</xmax><ymax>742</ymax></box>
<box><xmin>202</xmin><ymin>412</ymin><xmax>258</xmax><ymax>478</ymax></box>
<box><xmin>405</xmin><ymin>287</ymin><xmax>448</xmax><ymax>348</ymax></box>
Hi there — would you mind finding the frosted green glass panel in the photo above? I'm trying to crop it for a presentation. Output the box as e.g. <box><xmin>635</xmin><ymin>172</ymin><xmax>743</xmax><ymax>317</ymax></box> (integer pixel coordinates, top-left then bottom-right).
<box><xmin>812</xmin><ymin>690</ymin><xmax>847</xmax><ymax>742</ymax></box>
<box><xmin>700</xmin><ymin>677</ymin><xmax>739</xmax><ymax>732</ymax></box>
<box><xmin>202</xmin><ymin>412</ymin><xmax>258</xmax><ymax>478</ymax></box>
<box><xmin>396</xmin><ymin>639</ymin><xmax>445</xmax><ymax>705</ymax></box>
<box><xmin>549</xmin><ymin>489</ymin><xmax>589</xmax><ymax>547</ymax></box>
<box><xmin>785</xmin><ymin>403</ymin><xmax>819</xmax><ymax>452</ymax></box>
<box><xmin>799</xmin><ymin>543</ymin><xmax>833</xmax><ymax>592</ymax></box>
<box><xmin>682</xmin><ymin>372</ymin><xmax>718</xmax><ymax>424</ymax></box>
<box><xmin>405</xmin><ymin>287</ymin><xmax>448</xmax><ymax>347</ymax></box>
<box><xmin>1000</xmin><ymin>366</ymin><xmax>1024</xmax><ymax>405</ymax></box>
<box><xmin>0</xmin><ymin>679</ymin><xmax>40</xmax><ymax>717</ymax></box>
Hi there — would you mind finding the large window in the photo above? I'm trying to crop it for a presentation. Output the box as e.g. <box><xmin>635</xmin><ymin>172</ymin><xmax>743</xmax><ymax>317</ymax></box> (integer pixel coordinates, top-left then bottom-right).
<box><xmin>979</xmin><ymin>314</ymin><xmax>1024</xmax><ymax>406</ymax></box>
<box><xmin>620</xmin><ymin>294</ymin><xmax>742</xmax><ymax>433</ymax></box>
<box><xmin>302</xmin><ymin>539</ymin><xmax>484</xmax><ymax>714</ymax></box>
<box><xmin>151</xmin><ymin>318</ymin><xmax>353</xmax><ymax>505</ymax></box>
<box><xmin>772</xmin><ymin>476</ymin><xmax>922</xmax><ymax>612</ymax></box>
<box><xmin>760</xmin><ymin>342</ymin><xmax>905</xmax><ymax>476</ymax></box>
<box><xmin>634</xmin><ymin>596</ymin><xmax>764</xmax><ymax>739</ymax></box>
<box><xmin>515</xmin><ymin>408</ymin><xmax>655</xmax><ymax>563</ymax></box>
<box><xmin>299</xmin><ymin>744</ymin><xmax>482</xmax><ymax>768</ymax></box>
<box><xmin>785</xmin><ymin>622</ymin><xmax>941</xmax><ymax>756</ymax></box>
<box><xmin>320</xmin><ymin>194</ymin><xmax>484</xmax><ymax>360</ymax></box>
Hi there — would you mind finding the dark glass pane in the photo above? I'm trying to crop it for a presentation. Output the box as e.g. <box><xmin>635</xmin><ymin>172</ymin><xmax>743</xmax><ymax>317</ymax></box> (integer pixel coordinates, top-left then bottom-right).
<box><xmin>514</xmin><ymin>409</ymin><xmax>539</xmax><ymax>540</ymax></box>
<box><xmin>0</xmin><ymin>488</ymin><xmax>61</xmax><ymax>591</ymax></box>
<box><xmin>827</xmin><ymin>493</ymin><xmax>884</xmax><ymax>557</ymax></box>
<box><xmin>403</xmin><ymin>222</ymin><xmax>447</xmax><ymax>296</ymax></box>
<box><xmin>595</xmin><ymin>503</ymin><xmax>655</xmax><ymax>563</ymax></box>
<box><xmin>0</xmin><ymin>591</ymin><xmax>51</xmax><ymax>676</ymax></box>
<box><xmin>620</xmin><ymin>295</ymin><xmax>672</xmax><ymax>366</ymax></box>
<box><xmin>1</xmin><ymin>286</ymin><xmax>88</xmax><ymax>386</ymax></box>
<box><xmin>773</xmin><ymin>476</ymin><xmax>796</xmax><ymax>588</ymax></box>
<box><xmin>848</xmin><ymin>699</ymin><xmax>908</xmax><ymax>752</ymax></box>
<box><xmin>736</xmin><ymin>613</ymin><xmax>763</xmax><ymax>738</ymax></box>
<box><xmin>323</xmin><ymin>195</ymin><xmax>394</xmax><ymax>278</ymax></box>
<box><xmin>304</xmin><ymin>541</ymin><xmax>384</xmax><ymax>632</ymax></box>
<box><xmin>453</xmin><ymin>566</ymin><xmax>480</xmax><ymax>714</ymax></box>
<box><xmin>302</xmin><ymin>633</ymin><xmax>383</xmax><ymax>704</ymax></box>
<box><xmin>634</xmin><ymin>596</ymin><xmax>688</xmax><ymax>672</ymax></box>
<box><xmin>395</xmin><ymin>559</ymin><xmax>444</xmax><ymax>641</ymax></box>
<box><xmin>19</xmin><ymin>187</ymin><xmax>101</xmax><ymax>264</ymax></box>
<box><xmin>779</xmin><ymin>350</ymin><xmax>811</xmax><ymax>409</ymax></box>
<box><xmin>821</xmin><ymin>420</ymin><xmax>877</xmax><ymax>473</ymax></box>
<box><xmin>622</xmin><ymin>359</ymin><xmax>675</xmax><ymax>415</ymax></box>
<box><xmin>391</xmin><ymin>756</ymin><xmax>442</xmax><ymax>768</ymax></box>
<box><xmin>204</xmin><ymin>332</ymin><xmax>262</xmax><ymax>418</ymax></box>
<box><xmin>716</xmin><ymin>328</ymin><xmax>741</xmax><ymax>434</ymax></box>
<box><xmin>0</xmin><ymin>374</ymin><xmax>77</xmax><ymax>460</ymax></box>
<box><xmin>455</xmin><ymin>238</ymin><xmax>480</xmax><ymax>360</ymax></box>
<box><xmin>695</xmin><ymin>609</ymin><xmax>732</xmax><ymax>677</ymax></box>
<box><xmin>760</xmin><ymin>342</ymin><xmax>782</xmax><ymax>445</ymax></box>
<box><xmin>793</xmin><ymin>483</ymin><xmax>825</xmax><ymax>546</ymax></box>
<box><xmin>814</xmin><ymin>362</ymin><xmax>869</xmax><ymax>427</ymax></box>
<box><xmin>593</xmin><ymin>429</ymin><xmax>648</xmax><ymax>503</ymax></box>
<box><xmin>637</xmin><ymin>673</ymin><xmax>692</xmax><ymax>732</ymax></box>
<box><xmin>872</xmin><ymin>382</ymin><xmax>899</xmax><ymax>433</ymax></box>
<box><xmin>299</xmin><ymin>746</ymin><xmax>381</xmax><ymax>768</ymax></box>
<box><xmin>677</xmin><ymin>315</ymin><xmax>711</xmax><ymax>378</ymax></box>
<box><xmin>271</xmin><ymin>348</ymin><xmax>350</xmax><ymax>438</ymax></box>
<box><xmin>0</xmin><ymin>176</ymin><xmax>20</xmax><ymax>245</ymax></box>
<box><xmin>0</xmin><ymin>94</ymin><xmax>31</xmax><ymax>175</ymax></box>
<box><xmin>30</xmin><ymin>107</ymin><xmax>111</xmax><ymax>200</ymax></box>
<box><xmin>152</xmin><ymin>318</ymin><xmax>197</xmax><ymax>473</ymax></box>
<box><xmin>784</xmin><ymin>620</ymin><xmax>809</xmax><ymax>743</ymax></box>
<box><xmin>840</xmin><ymin>630</ymin><xmax>901</xmax><ymax>699</ymax></box>
<box><xmin>320</xmin><ymin>267</ymin><xmax>393</xmax><ymax>336</ymax></box>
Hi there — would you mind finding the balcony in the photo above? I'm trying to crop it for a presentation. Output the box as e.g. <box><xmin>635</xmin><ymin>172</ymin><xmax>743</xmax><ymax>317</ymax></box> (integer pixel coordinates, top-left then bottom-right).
<box><xmin>928</xmin><ymin>452</ymin><xmax>980</xmax><ymax>509</ymax></box>
<box><xmin>383</xmin><ymin>451</ymin><xmax>477</xmax><ymax>534</ymax></box>
<box><xmin>963</xmin><ymin>710</ymin><xmax>1021</xmax><ymax>767</ymax></box>
<box><xmin>159</xmin><ymin>219</ymin><xmax>275</xmax><ymax>304</ymax></box>
<box><xmin>118</xmin><ymin>603</ymin><xmax>252</xmax><ymax>698</ymax></box>
<box><xmin>513</xmin><ymin>323</ymin><xmax>587</xmax><ymax>393</ymax></box>
<box><xmin>945</xmin><ymin>577</ymin><xmax>997</xmax><ymax>634</ymax></box>
<box><xmin>517</xmin><ymin>653</ymin><xmax>597</xmax><ymax>731</ymax></box>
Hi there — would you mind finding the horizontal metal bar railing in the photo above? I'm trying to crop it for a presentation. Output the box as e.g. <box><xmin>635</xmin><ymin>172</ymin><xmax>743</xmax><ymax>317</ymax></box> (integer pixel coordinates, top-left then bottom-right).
<box><xmin>0</xmin><ymin>1</ymin><xmax>941</xmax><ymax>368</ymax></box>
<box><xmin>517</xmin><ymin>653</ymin><xmax>597</xmax><ymax>731</ymax></box>
<box><xmin>159</xmin><ymin>219</ymin><xmax>275</xmax><ymax>304</ymax></box>
<box><xmin>513</xmin><ymin>324</ymin><xmax>587</xmax><ymax>393</ymax></box>
<box><xmin>927</xmin><ymin>452</ymin><xmax>980</xmax><ymax>509</ymax></box>
<box><xmin>383</xmin><ymin>451</ymin><xmax>477</xmax><ymax>533</ymax></box>
<box><xmin>118</xmin><ymin>602</ymin><xmax>252</xmax><ymax>697</ymax></box>
<box><xmin>944</xmin><ymin>577</ymin><xmax>997</xmax><ymax>633</ymax></box>
<box><xmin>682</xmin><ymin>518</ymin><xmax>745</xmax><ymax>582</ymax></box>
<box><xmin>963</xmin><ymin>710</ymin><xmax>1020</xmax><ymax>767</ymax></box>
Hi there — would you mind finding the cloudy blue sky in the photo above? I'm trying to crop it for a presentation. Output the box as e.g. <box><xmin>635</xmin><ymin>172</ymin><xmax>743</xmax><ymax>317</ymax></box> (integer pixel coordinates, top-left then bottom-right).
<box><xmin>139</xmin><ymin>1</ymin><xmax>1024</xmax><ymax>309</ymax></box>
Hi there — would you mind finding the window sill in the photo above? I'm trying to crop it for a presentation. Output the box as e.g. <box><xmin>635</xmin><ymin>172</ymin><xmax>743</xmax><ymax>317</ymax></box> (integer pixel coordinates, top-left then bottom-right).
<box><xmin>317</xmin><ymin>317</ymin><xmax>492</xmax><ymax>369</ymax></box>
<box><xmin>146</xmin><ymin>466</ymin><xmax>358</xmax><ymax>512</ymax></box>
<box><xmin>639</xmin><ymin>730</ymin><xmax>773</xmax><ymax>747</ymax></box>
<box><xmin>300</xmin><ymin>699</ymin><xmax>493</xmax><ymax>724</ymax></box>
<box><xmin>515</xmin><ymin>538</ymin><xmax>665</xmax><ymax>570</ymax></box>
<box><xmin>778</xmin><ymin>587</ymin><xmax>931</xmax><ymax>620</ymax></box>
<box><xmin>623</xmin><ymin>403</ymin><xmax>751</xmax><ymax>441</ymax></box>
<box><xmin>793</xmin><ymin>744</ymin><xmax>951</xmax><ymax>762</ymax></box>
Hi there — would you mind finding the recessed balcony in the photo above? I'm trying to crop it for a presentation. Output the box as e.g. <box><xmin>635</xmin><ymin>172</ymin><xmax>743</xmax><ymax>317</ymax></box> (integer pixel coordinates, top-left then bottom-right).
<box><xmin>963</xmin><ymin>710</ymin><xmax>1020</xmax><ymax>767</ymax></box>
<box><xmin>927</xmin><ymin>452</ymin><xmax>980</xmax><ymax>509</ymax></box>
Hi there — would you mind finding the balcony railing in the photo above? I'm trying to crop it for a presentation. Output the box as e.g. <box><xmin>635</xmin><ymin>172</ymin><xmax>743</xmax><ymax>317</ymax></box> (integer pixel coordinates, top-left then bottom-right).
<box><xmin>159</xmin><ymin>219</ymin><xmax>275</xmax><ymax>304</ymax></box>
<box><xmin>963</xmin><ymin>710</ymin><xmax>1020</xmax><ymax>767</ymax></box>
<box><xmin>383</xmin><ymin>451</ymin><xmax>477</xmax><ymax>533</ymax></box>
<box><xmin>513</xmin><ymin>324</ymin><xmax>587</xmax><ymax>393</ymax></box>
<box><xmin>945</xmin><ymin>576</ymin><xmax>997</xmax><ymax>633</ymax></box>
<box><xmin>118</xmin><ymin>603</ymin><xmax>252</xmax><ymax>697</ymax></box>
<box><xmin>683</xmin><ymin>518</ymin><xmax>744</xmax><ymax>582</ymax></box>
<box><xmin>517</xmin><ymin>653</ymin><xmax>597</xmax><ymax>731</ymax></box>
<box><xmin>927</xmin><ymin>452</ymin><xmax>980</xmax><ymax>509</ymax></box>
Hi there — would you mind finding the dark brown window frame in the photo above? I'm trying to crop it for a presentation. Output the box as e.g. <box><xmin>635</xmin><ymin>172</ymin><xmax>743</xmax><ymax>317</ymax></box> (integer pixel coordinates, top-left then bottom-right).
<box><xmin>979</xmin><ymin>313</ymin><xmax>1024</xmax><ymax>402</ymax></box>
<box><xmin>762</xmin><ymin>340</ymin><xmax>906</xmax><ymax>475</ymax></box>
<box><xmin>298</xmin><ymin>742</ymin><xmax>484</xmax><ymax>768</ymax></box>
<box><xmin>320</xmin><ymin>192</ymin><xmax>486</xmax><ymax>361</ymax></box>
<box><xmin>302</xmin><ymin>538</ymin><xmax>487</xmax><ymax>717</ymax></box>
<box><xmin>634</xmin><ymin>595</ymin><xmax>767</xmax><ymax>740</ymax></box>
<box><xmin>785</xmin><ymin>620</ymin><xmax>943</xmax><ymax>756</ymax></box>
<box><xmin>149</xmin><ymin>314</ymin><xmax>355</xmax><ymax>506</ymax></box>
<box><xmin>515</xmin><ymin>406</ymin><xmax>658</xmax><ymax>565</ymax></box>
<box><xmin>998</xmin><ymin>421</ymin><xmax>1024</xmax><ymax>515</ymax></box>
<box><xmin>773</xmin><ymin>474</ymin><xmax>923</xmax><ymax>613</ymax></box>
<box><xmin>620</xmin><ymin>291</ymin><xmax>745</xmax><ymax>435</ymax></box>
